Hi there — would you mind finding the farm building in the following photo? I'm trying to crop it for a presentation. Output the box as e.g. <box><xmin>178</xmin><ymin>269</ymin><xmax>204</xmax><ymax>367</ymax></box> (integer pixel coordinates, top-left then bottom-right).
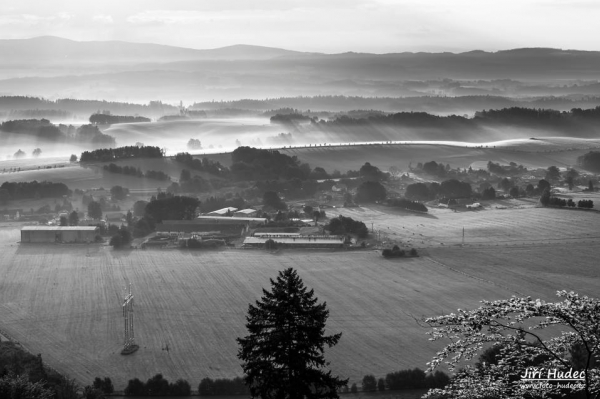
<box><xmin>243</xmin><ymin>235</ymin><xmax>345</xmax><ymax>249</ymax></box>
<box><xmin>157</xmin><ymin>220</ymin><xmax>247</xmax><ymax>236</ymax></box>
<box><xmin>253</xmin><ymin>232</ymin><xmax>300</xmax><ymax>237</ymax></box>
<box><xmin>205</xmin><ymin>207</ymin><xmax>238</xmax><ymax>216</ymax></box>
<box><xmin>233</xmin><ymin>209</ymin><xmax>260</xmax><ymax>218</ymax></box>
<box><xmin>105</xmin><ymin>212</ymin><xmax>125</xmax><ymax>223</ymax></box>
<box><xmin>196</xmin><ymin>216</ymin><xmax>267</xmax><ymax>226</ymax></box>
<box><xmin>21</xmin><ymin>226</ymin><xmax>99</xmax><ymax>243</ymax></box>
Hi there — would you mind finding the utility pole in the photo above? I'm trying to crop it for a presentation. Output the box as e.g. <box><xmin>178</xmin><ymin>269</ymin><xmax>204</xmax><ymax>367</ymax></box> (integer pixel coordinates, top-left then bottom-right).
<box><xmin>121</xmin><ymin>284</ymin><xmax>139</xmax><ymax>355</ymax></box>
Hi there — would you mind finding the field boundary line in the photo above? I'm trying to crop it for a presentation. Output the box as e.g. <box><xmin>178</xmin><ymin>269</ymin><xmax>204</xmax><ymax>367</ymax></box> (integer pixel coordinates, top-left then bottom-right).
<box><xmin>423</xmin><ymin>254</ymin><xmax>525</xmax><ymax>297</ymax></box>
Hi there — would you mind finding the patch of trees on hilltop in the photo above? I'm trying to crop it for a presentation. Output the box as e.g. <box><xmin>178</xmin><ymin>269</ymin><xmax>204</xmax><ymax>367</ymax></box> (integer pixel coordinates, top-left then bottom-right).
<box><xmin>0</xmin><ymin>119</ymin><xmax>115</xmax><ymax>146</ymax></box>
<box><xmin>80</xmin><ymin>146</ymin><xmax>163</xmax><ymax>162</ymax></box>
<box><xmin>578</xmin><ymin>151</ymin><xmax>600</xmax><ymax>172</ymax></box>
<box><xmin>89</xmin><ymin>113</ymin><xmax>151</xmax><ymax>125</ymax></box>
<box><xmin>230</xmin><ymin>146</ymin><xmax>310</xmax><ymax>181</ymax></box>
<box><xmin>0</xmin><ymin>181</ymin><xmax>71</xmax><ymax>200</ymax></box>
<box><xmin>270</xmin><ymin>113</ymin><xmax>312</xmax><ymax>126</ymax></box>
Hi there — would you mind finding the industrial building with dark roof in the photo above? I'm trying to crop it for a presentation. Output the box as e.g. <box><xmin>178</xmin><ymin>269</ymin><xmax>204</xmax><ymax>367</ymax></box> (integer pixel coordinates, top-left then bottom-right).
<box><xmin>21</xmin><ymin>226</ymin><xmax>99</xmax><ymax>243</ymax></box>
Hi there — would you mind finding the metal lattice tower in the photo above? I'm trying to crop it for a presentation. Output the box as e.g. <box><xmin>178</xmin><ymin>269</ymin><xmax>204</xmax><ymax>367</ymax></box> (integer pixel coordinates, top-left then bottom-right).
<box><xmin>122</xmin><ymin>284</ymin><xmax>136</xmax><ymax>351</ymax></box>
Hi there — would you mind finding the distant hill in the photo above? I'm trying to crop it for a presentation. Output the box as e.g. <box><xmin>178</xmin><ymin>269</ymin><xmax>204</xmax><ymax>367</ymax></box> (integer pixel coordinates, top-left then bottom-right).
<box><xmin>0</xmin><ymin>36</ymin><xmax>305</xmax><ymax>67</ymax></box>
<box><xmin>3</xmin><ymin>37</ymin><xmax>600</xmax><ymax>102</ymax></box>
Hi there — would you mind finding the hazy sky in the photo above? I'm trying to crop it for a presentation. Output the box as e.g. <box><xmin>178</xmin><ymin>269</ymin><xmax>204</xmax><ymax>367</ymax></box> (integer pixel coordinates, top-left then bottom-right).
<box><xmin>1</xmin><ymin>0</ymin><xmax>599</xmax><ymax>53</ymax></box>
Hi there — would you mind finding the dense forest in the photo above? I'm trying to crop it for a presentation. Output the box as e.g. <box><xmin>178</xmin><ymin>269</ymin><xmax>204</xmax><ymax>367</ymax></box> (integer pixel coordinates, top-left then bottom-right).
<box><xmin>191</xmin><ymin>95</ymin><xmax>600</xmax><ymax>113</ymax></box>
<box><xmin>0</xmin><ymin>96</ymin><xmax>177</xmax><ymax>119</ymax></box>
<box><xmin>174</xmin><ymin>153</ymin><xmax>229</xmax><ymax>177</ymax></box>
<box><xmin>317</xmin><ymin>106</ymin><xmax>600</xmax><ymax>130</ymax></box>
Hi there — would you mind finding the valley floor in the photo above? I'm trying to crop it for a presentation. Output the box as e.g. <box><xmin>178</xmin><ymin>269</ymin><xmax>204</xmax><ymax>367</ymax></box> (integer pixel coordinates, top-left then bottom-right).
<box><xmin>0</xmin><ymin>203</ymin><xmax>598</xmax><ymax>390</ymax></box>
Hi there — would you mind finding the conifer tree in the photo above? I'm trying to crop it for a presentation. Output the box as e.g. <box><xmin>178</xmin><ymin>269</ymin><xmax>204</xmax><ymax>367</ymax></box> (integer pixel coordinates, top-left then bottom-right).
<box><xmin>237</xmin><ymin>268</ymin><xmax>347</xmax><ymax>399</ymax></box>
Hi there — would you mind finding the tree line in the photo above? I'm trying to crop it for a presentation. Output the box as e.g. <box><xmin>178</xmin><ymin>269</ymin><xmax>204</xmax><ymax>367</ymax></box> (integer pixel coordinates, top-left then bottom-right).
<box><xmin>89</xmin><ymin>113</ymin><xmax>151</xmax><ymax>125</ymax></box>
<box><xmin>405</xmin><ymin>180</ymin><xmax>473</xmax><ymax>200</ymax></box>
<box><xmin>102</xmin><ymin>163</ymin><xmax>170</xmax><ymax>181</ymax></box>
<box><xmin>0</xmin><ymin>181</ymin><xmax>70</xmax><ymax>200</ymax></box>
<box><xmin>124</xmin><ymin>374</ymin><xmax>191</xmax><ymax>396</ymax></box>
<box><xmin>80</xmin><ymin>146</ymin><xmax>163</xmax><ymax>162</ymax></box>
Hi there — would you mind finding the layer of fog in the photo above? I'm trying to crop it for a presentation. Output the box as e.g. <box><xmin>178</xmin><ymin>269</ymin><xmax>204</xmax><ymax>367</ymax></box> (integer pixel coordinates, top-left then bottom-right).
<box><xmin>4</xmin><ymin>116</ymin><xmax>600</xmax><ymax>165</ymax></box>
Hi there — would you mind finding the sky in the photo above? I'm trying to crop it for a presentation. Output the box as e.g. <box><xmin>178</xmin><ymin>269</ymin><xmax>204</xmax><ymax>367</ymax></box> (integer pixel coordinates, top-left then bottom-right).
<box><xmin>1</xmin><ymin>0</ymin><xmax>599</xmax><ymax>53</ymax></box>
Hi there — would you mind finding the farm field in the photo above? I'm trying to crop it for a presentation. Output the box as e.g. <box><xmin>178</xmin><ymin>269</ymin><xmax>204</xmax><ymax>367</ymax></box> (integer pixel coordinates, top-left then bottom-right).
<box><xmin>0</xmin><ymin>224</ymin><xmax>544</xmax><ymax>390</ymax></box>
<box><xmin>328</xmin><ymin>203</ymin><xmax>600</xmax><ymax>249</ymax></box>
<box><xmin>200</xmin><ymin>138</ymin><xmax>600</xmax><ymax>174</ymax></box>
<box><xmin>0</xmin><ymin>162</ymin><xmax>172</xmax><ymax>192</ymax></box>
<box><xmin>1</xmin><ymin>204</ymin><xmax>600</xmax><ymax>391</ymax></box>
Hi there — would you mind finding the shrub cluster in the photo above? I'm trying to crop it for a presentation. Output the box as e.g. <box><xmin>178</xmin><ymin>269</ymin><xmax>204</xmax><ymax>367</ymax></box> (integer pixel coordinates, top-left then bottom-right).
<box><xmin>578</xmin><ymin>199</ymin><xmax>594</xmax><ymax>208</ymax></box>
<box><xmin>356</xmin><ymin>181</ymin><xmax>387</xmax><ymax>203</ymax></box>
<box><xmin>382</xmin><ymin>246</ymin><xmax>418</xmax><ymax>258</ymax></box>
<box><xmin>325</xmin><ymin>215</ymin><xmax>369</xmax><ymax>238</ymax></box>
<box><xmin>124</xmin><ymin>374</ymin><xmax>191</xmax><ymax>396</ymax></box>
<box><xmin>387</xmin><ymin>198</ymin><xmax>428</xmax><ymax>212</ymax></box>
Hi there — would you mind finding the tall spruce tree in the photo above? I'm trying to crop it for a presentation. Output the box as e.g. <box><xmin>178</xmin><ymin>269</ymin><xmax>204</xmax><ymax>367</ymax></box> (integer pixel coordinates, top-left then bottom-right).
<box><xmin>237</xmin><ymin>268</ymin><xmax>347</xmax><ymax>399</ymax></box>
